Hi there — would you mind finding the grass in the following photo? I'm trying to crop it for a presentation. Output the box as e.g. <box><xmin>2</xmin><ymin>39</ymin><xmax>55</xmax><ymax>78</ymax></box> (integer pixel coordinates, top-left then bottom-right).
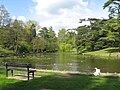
<box><xmin>83</xmin><ymin>47</ymin><xmax>120</xmax><ymax>60</ymax></box>
<box><xmin>0</xmin><ymin>46</ymin><xmax>14</xmax><ymax>55</ymax></box>
<box><xmin>0</xmin><ymin>67</ymin><xmax>120</xmax><ymax>90</ymax></box>
<box><xmin>85</xmin><ymin>47</ymin><xmax>119</xmax><ymax>54</ymax></box>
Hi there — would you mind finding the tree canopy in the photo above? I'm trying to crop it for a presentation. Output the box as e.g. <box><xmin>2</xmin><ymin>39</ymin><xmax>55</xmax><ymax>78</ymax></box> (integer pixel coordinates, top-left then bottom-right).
<box><xmin>1</xmin><ymin>3</ymin><xmax>120</xmax><ymax>55</ymax></box>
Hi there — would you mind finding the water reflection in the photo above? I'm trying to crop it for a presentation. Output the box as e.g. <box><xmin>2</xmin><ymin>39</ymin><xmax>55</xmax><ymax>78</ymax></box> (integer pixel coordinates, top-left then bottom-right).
<box><xmin>0</xmin><ymin>53</ymin><xmax>120</xmax><ymax>73</ymax></box>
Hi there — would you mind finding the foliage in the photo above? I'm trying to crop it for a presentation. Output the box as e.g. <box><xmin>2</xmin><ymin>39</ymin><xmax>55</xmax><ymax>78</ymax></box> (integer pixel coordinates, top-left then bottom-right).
<box><xmin>0</xmin><ymin>5</ymin><xmax>58</xmax><ymax>54</ymax></box>
<box><xmin>75</xmin><ymin>18</ymin><xmax>120</xmax><ymax>53</ymax></box>
<box><xmin>103</xmin><ymin>0</ymin><xmax>120</xmax><ymax>52</ymax></box>
<box><xmin>0</xmin><ymin>45</ymin><xmax>14</xmax><ymax>54</ymax></box>
<box><xmin>0</xmin><ymin>5</ymin><xmax>10</xmax><ymax>27</ymax></box>
<box><xmin>85</xmin><ymin>47</ymin><xmax>119</xmax><ymax>54</ymax></box>
<box><xmin>39</xmin><ymin>27</ymin><xmax>58</xmax><ymax>52</ymax></box>
<box><xmin>31</xmin><ymin>37</ymin><xmax>46</xmax><ymax>52</ymax></box>
<box><xmin>58</xmin><ymin>28</ymin><xmax>76</xmax><ymax>52</ymax></box>
<box><xmin>1</xmin><ymin>3</ymin><xmax>120</xmax><ymax>54</ymax></box>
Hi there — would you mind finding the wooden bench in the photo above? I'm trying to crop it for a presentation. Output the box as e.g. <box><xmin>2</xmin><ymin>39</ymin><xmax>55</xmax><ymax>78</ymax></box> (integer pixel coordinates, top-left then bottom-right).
<box><xmin>5</xmin><ymin>62</ymin><xmax>36</xmax><ymax>80</ymax></box>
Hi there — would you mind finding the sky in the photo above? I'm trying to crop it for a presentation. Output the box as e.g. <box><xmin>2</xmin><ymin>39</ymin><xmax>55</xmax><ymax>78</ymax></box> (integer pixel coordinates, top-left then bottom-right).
<box><xmin>0</xmin><ymin>0</ymin><xmax>109</xmax><ymax>33</ymax></box>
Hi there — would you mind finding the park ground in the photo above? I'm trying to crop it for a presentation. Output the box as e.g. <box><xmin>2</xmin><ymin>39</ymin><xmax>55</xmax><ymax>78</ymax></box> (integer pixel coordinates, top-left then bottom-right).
<box><xmin>0</xmin><ymin>47</ymin><xmax>120</xmax><ymax>90</ymax></box>
<box><xmin>0</xmin><ymin>67</ymin><xmax>120</xmax><ymax>90</ymax></box>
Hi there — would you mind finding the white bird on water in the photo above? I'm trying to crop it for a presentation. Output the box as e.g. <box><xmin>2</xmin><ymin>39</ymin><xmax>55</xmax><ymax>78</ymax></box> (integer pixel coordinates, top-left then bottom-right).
<box><xmin>93</xmin><ymin>67</ymin><xmax>100</xmax><ymax>76</ymax></box>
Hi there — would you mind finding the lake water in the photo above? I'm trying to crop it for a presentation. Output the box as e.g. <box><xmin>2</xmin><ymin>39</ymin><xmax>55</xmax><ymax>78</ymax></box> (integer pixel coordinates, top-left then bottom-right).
<box><xmin>1</xmin><ymin>53</ymin><xmax>120</xmax><ymax>73</ymax></box>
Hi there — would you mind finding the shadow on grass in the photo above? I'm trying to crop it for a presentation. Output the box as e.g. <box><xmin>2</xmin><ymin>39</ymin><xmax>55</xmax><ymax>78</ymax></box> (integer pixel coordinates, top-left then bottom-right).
<box><xmin>92</xmin><ymin>76</ymin><xmax>120</xmax><ymax>90</ymax></box>
<box><xmin>105</xmin><ymin>48</ymin><xmax>118</xmax><ymax>53</ymax></box>
<box><xmin>0</xmin><ymin>73</ymin><xmax>120</xmax><ymax>90</ymax></box>
<box><xmin>0</xmin><ymin>67</ymin><xmax>5</xmax><ymax>75</ymax></box>
<box><xmin>0</xmin><ymin>75</ymin><xmax>92</xmax><ymax>90</ymax></box>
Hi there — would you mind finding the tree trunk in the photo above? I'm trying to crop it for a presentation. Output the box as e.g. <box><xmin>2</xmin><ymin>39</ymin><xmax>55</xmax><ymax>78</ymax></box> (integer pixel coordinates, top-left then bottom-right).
<box><xmin>118</xmin><ymin>28</ymin><xmax>120</xmax><ymax>51</ymax></box>
<box><xmin>117</xmin><ymin>6</ymin><xmax>120</xmax><ymax>52</ymax></box>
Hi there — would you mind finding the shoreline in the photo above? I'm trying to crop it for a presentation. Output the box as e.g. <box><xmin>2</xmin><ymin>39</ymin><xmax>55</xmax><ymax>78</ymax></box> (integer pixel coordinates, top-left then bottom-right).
<box><xmin>36</xmin><ymin>69</ymin><xmax>120</xmax><ymax>77</ymax></box>
<box><xmin>84</xmin><ymin>52</ymin><xmax>120</xmax><ymax>56</ymax></box>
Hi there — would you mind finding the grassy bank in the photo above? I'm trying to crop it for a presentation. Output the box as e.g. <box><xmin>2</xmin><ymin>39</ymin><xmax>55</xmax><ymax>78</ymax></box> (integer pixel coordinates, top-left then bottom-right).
<box><xmin>0</xmin><ymin>46</ymin><xmax>14</xmax><ymax>55</ymax></box>
<box><xmin>84</xmin><ymin>47</ymin><xmax>120</xmax><ymax>57</ymax></box>
<box><xmin>83</xmin><ymin>47</ymin><xmax>120</xmax><ymax>60</ymax></box>
<box><xmin>0</xmin><ymin>67</ymin><xmax>120</xmax><ymax>90</ymax></box>
<box><xmin>85</xmin><ymin>47</ymin><xmax>118</xmax><ymax>54</ymax></box>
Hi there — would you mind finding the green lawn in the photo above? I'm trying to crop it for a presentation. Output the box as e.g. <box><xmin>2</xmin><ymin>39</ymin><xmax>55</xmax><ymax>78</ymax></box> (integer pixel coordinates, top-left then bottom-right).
<box><xmin>85</xmin><ymin>47</ymin><xmax>119</xmax><ymax>54</ymax></box>
<box><xmin>0</xmin><ymin>46</ymin><xmax>14</xmax><ymax>55</ymax></box>
<box><xmin>0</xmin><ymin>67</ymin><xmax>120</xmax><ymax>90</ymax></box>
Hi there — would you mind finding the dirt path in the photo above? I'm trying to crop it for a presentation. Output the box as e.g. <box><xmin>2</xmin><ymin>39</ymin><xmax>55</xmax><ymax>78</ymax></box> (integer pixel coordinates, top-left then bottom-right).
<box><xmin>7</xmin><ymin>69</ymin><xmax>120</xmax><ymax>80</ymax></box>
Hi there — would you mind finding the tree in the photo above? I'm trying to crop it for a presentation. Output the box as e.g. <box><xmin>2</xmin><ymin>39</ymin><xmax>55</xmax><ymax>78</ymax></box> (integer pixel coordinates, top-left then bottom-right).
<box><xmin>103</xmin><ymin>0</ymin><xmax>120</xmax><ymax>51</ymax></box>
<box><xmin>25</xmin><ymin>20</ymin><xmax>37</xmax><ymax>42</ymax></box>
<box><xmin>39</xmin><ymin>26</ymin><xmax>58</xmax><ymax>52</ymax></box>
<box><xmin>76</xmin><ymin>25</ymin><xmax>90</xmax><ymax>53</ymax></box>
<box><xmin>31</xmin><ymin>37</ymin><xmax>46</xmax><ymax>53</ymax></box>
<box><xmin>76</xmin><ymin>18</ymin><xmax>109</xmax><ymax>53</ymax></box>
<box><xmin>39</xmin><ymin>27</ymin><xmax>49</xmax><ymax>39</ymax></box>
<box><xmin>58</xmin><ymin>28</ymin><xmax>76</xmax><ymax>52</ymax></box>
<box><xmin>102</xmin><ymin>18</ymin><xmax>119</xmax><ymax>47</ymax></box>
<box><xmin>0</xmin><ymin>5</ymin><xmax>10</xmax><ymax>27</ymax></box>
<box><xmin>58</xmin><ymin>28</ymin><xmax>67</xmax><ymax>43</ymax></box>
<box><xmin>47</xmin><ymin>27</ymin><xmax>58</xmax><ymax>52</ymax></box>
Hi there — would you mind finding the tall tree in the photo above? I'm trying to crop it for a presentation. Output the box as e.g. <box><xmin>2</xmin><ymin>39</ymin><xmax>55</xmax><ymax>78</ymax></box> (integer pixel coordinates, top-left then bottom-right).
<box><xmin>58</xmin><ymin>28</ymin><xmax>67</xmax><ymax>43</ymax></box>
<box><xmin>77</xmin><ymin>18</ymin><xmax>109</xmax><ymax>53</ymax></box>
<box><xmin>0</xmin><ymin>5</ymin><xmax>10</xmax><ymax>27</ymax></box>
<box><xmin>31</xmin><ymin>37</ymin><xmax>46</xmax><ymax>53</ymax></box>
<box><xmin>39</xmin><ymin>27</ymin><xmax>58</xmax><ymax>52</ymax></box>
<box><xmin>25</xmin><ymin>20</ymin><xmax>37</xmax><ymax>42</ymax></box>
<box><xmin>58</xmin><ymin>28</ymin><xmax>76</xmax><ymax>52</ymax></box>
<box><xmin>103</xmin><ymin>0</ymin><xmax>120</xmax><ymax>51</ymax></box>
<box><xmin>47</xmin><ymin>27</ymin><xmax>58</xmax><ymax>52</ymax></box>
<box><xmin>76</xmin><ymin>25</ymin><xmax>90</xmax><ymax>53</ymax></box>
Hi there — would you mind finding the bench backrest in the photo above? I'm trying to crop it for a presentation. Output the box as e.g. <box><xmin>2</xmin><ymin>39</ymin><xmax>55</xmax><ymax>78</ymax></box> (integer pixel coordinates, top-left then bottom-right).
<box><xmin>5</xmin><ymin>62</ymin><xmax>32</xmax><ymax>68</ymax></box>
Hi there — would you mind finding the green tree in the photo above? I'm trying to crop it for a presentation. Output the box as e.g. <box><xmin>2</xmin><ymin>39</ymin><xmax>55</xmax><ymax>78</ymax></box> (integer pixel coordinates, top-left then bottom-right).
<box><xmin>0</xmin><ymin>5</ymin><xmax>10</xmax><ymax>27</ymax></box>
<box><xmin>39</xmin><ymin>27</ymin><xmax>58</xmax><ymax>52</ymax></box>
<box><xmin>47</xmin><ymin>27</ymin><xmax>58</xmax><ymax>52</ymax></box>
<box><xmin>58</xmin><ymin>28</ymin><xmax>67</xmax><ymax>43</ymax></box>
<box><xmin>25</xmin><ymin>20</ymin><xmax>37</xmax><ymax>42</ymax></box>
<box><xmin>31</xmin><ymin>37</ymin><xmax>46</xmax><ymax>53</ymax></box>
<box><xmin>103</xmin><ymin>0</ymin><xmax>120</xmax><ymax>51</ymax></box>
<box><xmin>76</xmin><ymin>18</ymin><xmax>109</xmax><ymax>53</ymax></box>
<box><xmin>76</xmin><ymin>25</ymin><xmax>90</xmax><ymax>53</ymax></box>
<box><xmin>58</xmin><ymin>28</ymin><xmax>76</xmax><ymax>52</ymax></box>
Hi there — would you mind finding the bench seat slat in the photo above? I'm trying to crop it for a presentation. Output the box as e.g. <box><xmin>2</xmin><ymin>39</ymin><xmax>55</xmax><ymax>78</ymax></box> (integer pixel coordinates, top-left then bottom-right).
<box><xmin>8</xmin><ymin>67</ymin><xmax>36</xmax><ymax>71</ymax></box>
<box><xmin>8</xmin><ymin>67</ymin><xmax>27</xmax><ymax>71</ymax></box>
<box><xmin>7</xmin><ymin>63</ymin><xmax>31</xmax><ymax>67</ymax></box>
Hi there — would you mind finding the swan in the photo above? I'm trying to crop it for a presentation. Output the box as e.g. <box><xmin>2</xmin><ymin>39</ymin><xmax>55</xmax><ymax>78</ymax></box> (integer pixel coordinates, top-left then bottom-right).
<box><xmin>93</xmin><ymin>67</ymin><xmax>100</xmax><ymax>76</ymax></box>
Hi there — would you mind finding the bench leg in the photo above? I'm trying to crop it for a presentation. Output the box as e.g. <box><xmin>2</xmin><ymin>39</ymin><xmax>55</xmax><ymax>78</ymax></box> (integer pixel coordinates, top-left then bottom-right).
<box><xmin>28</xmin><ymin>72</ymin><xmax>29</xmax><ymax>80</ymax></box>
<box><xmin>11</xmin><ymin>70</ymin><xmax>13</xmax><ymax>76</ymax></box>
<box><xmin>32</xmin><ymin>72</ymin><xmax>34</xmax><ymax>79</ymax></box>
<box><xmin>6</xmin><ymin>69</ymin><xmax>8</xmax><ymax>77</ymax></box>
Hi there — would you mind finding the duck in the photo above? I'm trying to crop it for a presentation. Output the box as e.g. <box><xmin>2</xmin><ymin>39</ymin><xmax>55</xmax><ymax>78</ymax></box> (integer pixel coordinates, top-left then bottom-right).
<box><xmin>93</xmin><ymin>67</ymin><xmax>100</xmax><ymax>76</ymax></box>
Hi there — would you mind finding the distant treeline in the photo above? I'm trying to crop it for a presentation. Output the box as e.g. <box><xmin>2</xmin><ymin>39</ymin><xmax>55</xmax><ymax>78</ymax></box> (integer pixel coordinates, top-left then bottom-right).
<box><xmin>0</xmin><ymin>2</ymin><xmax>120</xmax><ymax>54</ymax></box>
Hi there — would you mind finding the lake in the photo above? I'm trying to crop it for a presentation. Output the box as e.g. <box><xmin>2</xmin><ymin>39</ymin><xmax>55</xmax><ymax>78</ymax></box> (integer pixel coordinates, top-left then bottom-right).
<box><xmin>1</xmin><ymin>53</ymin><xmax>120</xmax><ymax>73</ymax></box>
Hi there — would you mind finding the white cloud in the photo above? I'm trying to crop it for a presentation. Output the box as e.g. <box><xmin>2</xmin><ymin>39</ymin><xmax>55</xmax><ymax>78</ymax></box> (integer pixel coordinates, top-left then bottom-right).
<box><xmin>17</xmin><ymin>16</ymin><xmax>26</xmax><ymax>22</ymax></box>
<box><xmin>12</xmin><ymin>16</ymin><xmax>16</xmax><ymax>20</ymax></box>
<box><xmin>12</xmin><ymin>16</ymin><xmax>26</xmax><ymax>22</ymax></box>
<box><xmin>31</xmin><ymin>0</ymin><xmax>89</xmax><ymax>17</ymax></box>
<box><xmin>31</xmin><ymin>0</ymin><xmax>108</xmax><ymax>33</ymax></box>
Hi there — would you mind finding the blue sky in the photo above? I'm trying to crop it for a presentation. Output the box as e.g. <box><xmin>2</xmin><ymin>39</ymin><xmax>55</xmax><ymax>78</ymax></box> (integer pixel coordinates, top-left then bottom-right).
<box><xmin>0</xmin><ymin>0</ymin><xmax>109</xmax><ymax>33</ymax></box>
<box><xmin>0</xmin><ymin>0</ymin><xmax>34</xmax><ymax>20</ymax></box>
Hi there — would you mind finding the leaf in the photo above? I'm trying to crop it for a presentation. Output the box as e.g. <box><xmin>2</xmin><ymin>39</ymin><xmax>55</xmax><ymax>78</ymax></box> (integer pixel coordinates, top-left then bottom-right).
<box><xmin>103</xmin><ymin>0</ymin><xmax>114</xmax><ymax>9</ymax></box>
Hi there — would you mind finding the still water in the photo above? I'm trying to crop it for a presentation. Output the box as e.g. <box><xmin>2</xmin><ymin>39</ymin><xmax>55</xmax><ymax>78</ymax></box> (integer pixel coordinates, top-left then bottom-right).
<box><xmin>1</xmin><ymin>53</ymin><xmax>120</xmax><ymax>73</ymax></box>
